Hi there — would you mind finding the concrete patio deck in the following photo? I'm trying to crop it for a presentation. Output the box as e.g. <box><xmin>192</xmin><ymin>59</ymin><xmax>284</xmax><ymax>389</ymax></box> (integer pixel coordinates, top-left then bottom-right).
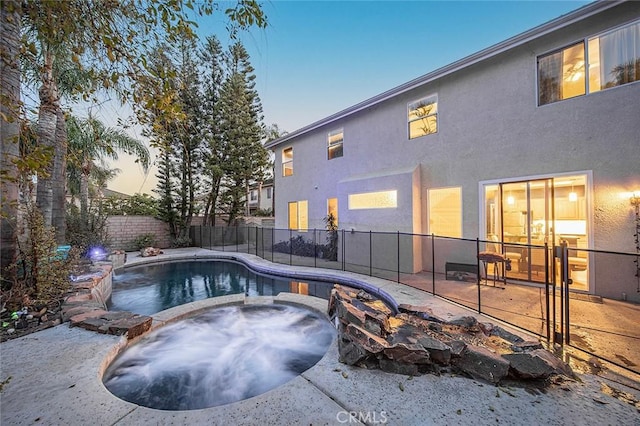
<box><xmin>1</xmin><ymin>248</ymin><xmax>639</xmax><ymax>425</ymax></box>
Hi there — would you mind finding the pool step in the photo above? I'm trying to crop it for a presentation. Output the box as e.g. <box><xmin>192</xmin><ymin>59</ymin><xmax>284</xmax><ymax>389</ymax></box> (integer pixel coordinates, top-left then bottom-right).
<box><xmin>244</xmin><ymin>296</ymin><xmax>274</xmax><ymax>305</ymax></box>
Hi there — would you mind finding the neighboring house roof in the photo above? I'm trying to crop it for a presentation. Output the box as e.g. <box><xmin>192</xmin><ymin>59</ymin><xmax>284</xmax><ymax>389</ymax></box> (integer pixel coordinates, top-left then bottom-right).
<box><xmin>102</xmin><ymin>188</ymin><xmax>131</xmax><ymax>199</ymax></box>
<box><xmin>265</xmin><ymin>0</ymin><xmax>621</xmax><ymax>150</ymax></box>
<box><xmin>248</xmin><ymin>179</ymin><xmax>274</xmax><ymax>191</ymax></box>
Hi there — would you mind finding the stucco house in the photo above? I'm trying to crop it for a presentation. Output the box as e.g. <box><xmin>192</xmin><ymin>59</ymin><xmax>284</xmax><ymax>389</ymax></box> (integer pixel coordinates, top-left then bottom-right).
<box><xmin>247</xmin><ymin>179</ymin><xmax>274</xmax><ymax>215</ymax></box>
<box><xmin>265</xmin><ymin>0</ymin><xmax>640</xmax><ymax>301</ymax></box>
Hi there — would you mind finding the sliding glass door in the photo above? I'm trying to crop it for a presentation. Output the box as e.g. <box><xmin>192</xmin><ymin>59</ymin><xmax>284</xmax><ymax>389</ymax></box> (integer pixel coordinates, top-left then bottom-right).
<box><xmin>484</xmin><ymin>174</ymin><xmax>588</xmax><ymax>290</ymax></box>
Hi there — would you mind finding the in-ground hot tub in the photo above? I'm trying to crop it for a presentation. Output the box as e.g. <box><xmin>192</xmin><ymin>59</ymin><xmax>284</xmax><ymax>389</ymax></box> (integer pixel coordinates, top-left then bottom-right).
<box><xmin>102</xmin><ymin>303</ymin><xmax>335</xmax><ymax>410</ymax></box>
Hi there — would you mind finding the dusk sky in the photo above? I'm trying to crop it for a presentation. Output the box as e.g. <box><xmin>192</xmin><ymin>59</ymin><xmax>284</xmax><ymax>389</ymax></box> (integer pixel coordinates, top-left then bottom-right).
<box><xmin>103</xmin><ymin>0</ymin><xmax>591</xmax><ymax>195</ymax></box>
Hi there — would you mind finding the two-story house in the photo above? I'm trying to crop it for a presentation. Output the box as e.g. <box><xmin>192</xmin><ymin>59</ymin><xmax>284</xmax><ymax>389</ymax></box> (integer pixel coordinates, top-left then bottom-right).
<box><xmin>265</xmin><ymin>0</ymin><xmax>640</xmax><ymax>301</ymax></box>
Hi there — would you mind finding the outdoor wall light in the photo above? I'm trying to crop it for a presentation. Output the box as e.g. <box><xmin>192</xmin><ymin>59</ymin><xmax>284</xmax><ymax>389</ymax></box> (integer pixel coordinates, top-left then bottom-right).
<box><xmin>631</xmin><ymin>191</ymin><xmax>640</xmax><ymax>206</ymax></box>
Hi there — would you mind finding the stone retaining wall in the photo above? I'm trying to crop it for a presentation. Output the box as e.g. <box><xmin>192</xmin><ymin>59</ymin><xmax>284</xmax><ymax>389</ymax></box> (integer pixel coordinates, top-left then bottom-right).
<box><xmin>62</xmin><ymin>259</ymin><xmax>152</xmax><ymax>340</ymax></box>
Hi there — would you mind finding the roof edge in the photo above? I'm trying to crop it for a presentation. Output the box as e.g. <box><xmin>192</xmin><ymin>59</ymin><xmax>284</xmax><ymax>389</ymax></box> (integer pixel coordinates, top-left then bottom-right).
<box><xmin>265</xmin><ymin>0</ymin><xmax>622</xmax><ymax>150</ymax></box>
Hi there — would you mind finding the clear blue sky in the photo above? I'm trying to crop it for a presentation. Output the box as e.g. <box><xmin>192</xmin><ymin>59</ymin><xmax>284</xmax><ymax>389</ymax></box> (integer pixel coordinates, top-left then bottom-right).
<box><xmin>201</xmin><ymin>0</ymin><xmax>591</xmax><ymax>134</ymax></box>
<box><xmin>107</xmin><ymin>0</ymin><xmax>592</xmax><ymax>194</ymax></box>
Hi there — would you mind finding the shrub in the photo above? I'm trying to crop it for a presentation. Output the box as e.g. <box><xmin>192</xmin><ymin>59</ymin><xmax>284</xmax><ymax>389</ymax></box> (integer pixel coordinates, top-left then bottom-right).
<box><xmin>253</xmin><ymin>208</ymin><xmax>273</xmax><ymax>217</ymax></box>
<box><xmin>65</xmin><ymin>202</ymin><xmax>110</xmax><ymax>256</ymax></box>
<box><xmin>132</xmin><ymin>233</ymin><xmax>156</xmax><ymax>250</ymax></box>
<box><xmin>171</xmin><ymin>236</ymin><xmax>192</xmax><ymax>248</ymax></box>
<box><xmin>273</xmin><ymin>235</ymin><xmax>321</xmax><ymax>257</ymax></box>
<box><xmin>2</xmin><ymin>204</ymin><xmax>78</xmax><ymax>311</ymax></box>
<box><xmin>102</xmin><ymin>194</ymin><xmax>160</xmax><ymax>217</ymax></box>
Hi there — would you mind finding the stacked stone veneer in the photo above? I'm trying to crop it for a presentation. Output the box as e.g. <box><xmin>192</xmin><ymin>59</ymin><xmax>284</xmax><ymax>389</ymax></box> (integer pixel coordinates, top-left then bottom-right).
<box><xmin>107</xmin><ymin>216</ymin><xmax>172</xmax><ymax>251</ymax></box>
<box><xmin>329</xmin><ymin>285</ymin><xmax>573</xmax><ymax>384</ymax></box>
<box><xmin>61</xmin><ymin>255</ymin><xmax>151</xmax><ymax>340</ymax></box>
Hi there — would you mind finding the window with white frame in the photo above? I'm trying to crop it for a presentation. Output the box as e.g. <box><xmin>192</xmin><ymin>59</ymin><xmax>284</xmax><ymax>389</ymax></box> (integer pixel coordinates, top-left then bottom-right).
<box><xmin>266</xmin><ymin>187</ymin><xmax>272</xmax><ymax>199</ymax></box>
<box><xmin>250</xmin><ymin>190</ymin><xmax>258</xmax><ymax>201</ymax></box>
<box><xmin>588</xmin><ymin>19</ymin><xmax>640</xmax><ymax>93</ymax></box>
<box><xmin>538</xmin><ymin>19</ymin><xmax>640</xmax><ymax>105</ymax></box>
<box><xmin>288</xmin><ymin>200</ymin><xmax>308</xmax><ymax>231</ymax></box>
<box><xmin>538</xmin><ymin>42</ymin><xmax>586</xmax><ymax>105</ymax></box>
<box><xmin>282</xmin><ymin>147</ymin><xmax>293</xmax><ymax>176</ymax></box>
<box><xmin>328</xmin><ymin>129</ymin><xmax>343</xmax><ymax>160</ymax></box>
<box><xmin>408</xmin><ymin>95</ymin><xmax>438</xmax><ymax>139</ymax></box>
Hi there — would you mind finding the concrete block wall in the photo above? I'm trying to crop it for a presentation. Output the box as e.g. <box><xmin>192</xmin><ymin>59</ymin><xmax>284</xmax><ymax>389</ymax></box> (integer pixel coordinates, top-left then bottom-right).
<box><xmin>106</xmin><ymin>216</ymin><xmax>172</xmax><ymax>251</ymax></box>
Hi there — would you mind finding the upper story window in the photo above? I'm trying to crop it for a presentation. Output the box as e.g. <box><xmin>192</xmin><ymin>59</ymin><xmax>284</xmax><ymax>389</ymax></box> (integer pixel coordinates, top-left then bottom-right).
<box><xmin>538</xmin><ymin>19</ymin><xmax>640</xmax><ymax>106</ymax></box>
<box><xmin>408</xmin><ymin>95</ymin><xmax>438</xmax><ymax>139</ymax></box>
<box><xmin>588</xmin><ymin>19</ymin><xmax>640</xmax><ymax>93</ymax></box>
<box><xmin>328</xmin><ymin>129</ymin><xmax>344</xmax><ymax>160</ymax></box>
<box><xmin>266</xmin><ymin>187</ymin><xmax>272</xmax><ymax>199</ymax></box>
<box><xmin>538</xmin><ymin>42</ymin><xmax>586</xmax><ymax>105</ymax></box>
<box><xmin>282</xmin><ymin>147</ymin><xmax>293</xmax><ymax>176</ymax></box>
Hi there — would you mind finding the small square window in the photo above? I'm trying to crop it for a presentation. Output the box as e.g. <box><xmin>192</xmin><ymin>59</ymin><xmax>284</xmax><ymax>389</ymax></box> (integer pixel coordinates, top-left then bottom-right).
<box><xmin>408</xmin><ymin>95</ymin><xmax>438</xmax><ymax>139</ymax></box>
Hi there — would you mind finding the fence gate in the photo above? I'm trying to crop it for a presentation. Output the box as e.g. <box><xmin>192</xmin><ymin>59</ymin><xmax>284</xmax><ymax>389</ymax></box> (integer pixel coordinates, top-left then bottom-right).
<box><xmin>551</xmin><ymin>241</ymin><xmax>571</xmax><ymax>345</ymax></box>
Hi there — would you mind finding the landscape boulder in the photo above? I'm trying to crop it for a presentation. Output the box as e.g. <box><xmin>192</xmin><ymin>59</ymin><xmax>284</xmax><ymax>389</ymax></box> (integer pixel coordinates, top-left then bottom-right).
<box><xmin>329</xmin><ymin>284</ymin><xmax>573</xmax><ymax>385</ymax></box>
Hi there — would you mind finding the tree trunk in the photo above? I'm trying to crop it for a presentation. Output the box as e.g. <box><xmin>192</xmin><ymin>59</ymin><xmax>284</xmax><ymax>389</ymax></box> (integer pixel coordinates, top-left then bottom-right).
<box><xmin>36</xmin><ymin>48</ymin><xmax>59</xmax><ymax>228</ymax></box>
<box><xmin>80</xmin><ymin>160</ymin><xmax>90</xmax><ymax>229</ymax></box>
<box><xmin>51</xmin><ymin>108</ymin><xmax>67</xmax><ymax>243</ymax></box>
<box><xmin>245</xmin><ymin>178</ymin><xmax>250</xmax><ymax>217</ymax></box>
<box><xmin>0</xmin><ymin>0</ymin><xmax>21</xmax><ymax>285</ymax></box>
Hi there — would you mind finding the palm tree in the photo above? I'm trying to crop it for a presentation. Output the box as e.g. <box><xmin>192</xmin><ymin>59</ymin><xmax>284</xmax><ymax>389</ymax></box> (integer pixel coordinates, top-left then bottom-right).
<box><xmin>66</xmin><ymin>115</ymin><xmax>150</xmax><ymax>225</ymax></box>
<box><xmin>1</xmin><ymin>0</ymin><xmax>22</xmax><ymax>285</ymax></box>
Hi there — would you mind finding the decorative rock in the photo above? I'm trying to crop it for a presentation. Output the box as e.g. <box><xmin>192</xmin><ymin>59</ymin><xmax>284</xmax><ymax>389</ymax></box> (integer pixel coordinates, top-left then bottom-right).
<box><xmin>335</xmin><ymin>299</ymin><xmax>366</xmax><ymax>328</ymax></box>
<box><xmin>345</xmin><ymin>323</ymin><xmax>389</xmax><ymax>354</ymax></box>
<box><xmin>504</xmin><ymin>349</ymin><xmax>574</xmax><ymax>379</ymax></box>
<box><xmin>140</xmin><ymin>247</ymin><xmax>163</xmax><ymax>257</ymax></box>
<box><xmin>69</xmin><ymin>309</ymin><xmax>109</xmax><ymax>326</ymax></box>
<box><xmin>417</xmin><ymin>335</ymin><xmax>452</xmax><ymax>365</ymax></box>
<box><xmin>329</xmin><ymin>284</ymin><xmax>572</xmax><ymax>386</ymax></box>
<box><xmin>449</xmin><ymin>340</ymin><xmax>467</xmax><ymax>357</ymax></box>
<box><xmin>107</xmin><ymin>315</ymin><xmax>153</xmax><ymax>339</ymax></box>
<box><xmin>448</xmin><ymin>316</ymin><xmax>479</xmax><ymax>331</ymax></box>
<box><xmin>398</xmin><ymin>303</ymin><xmax>444</xmax><ymax>322</ymax></box>
<box><xmin>379</xmin><ymin>358</ymin><xmax>420</xmax><ymax>376</ymax></box>
<box><xmin>489</xmin><ymin>325</ymin><xmax>525</xmax><ymax>343</ymax></box>
<box><xmin>65</xmin><ymin>293</ymin><xmax>93</xmax><ymax>304</ymax></box>
<box><xmin>383</xmin><ymin>343</ymin><xmax>431</xmax><ymax>365</ymax></box>
<box><xmin>454</xmin><ymin>344</ymin><xmax>510</xmax><ymax>384</ymax></box>
<box><xmin>511</xmin><ymin>341</ymin><xmax>544</xmax><ymax>352</ymax></box>
<box><xmin>356</xmin><ymin>289</ymin><xmax>376</xmax><ymax>302</ymax></box>
<box><xmin>338</xmin><ymin>337</ymin><xmax>371</xmax><ymax>366</ymax></box>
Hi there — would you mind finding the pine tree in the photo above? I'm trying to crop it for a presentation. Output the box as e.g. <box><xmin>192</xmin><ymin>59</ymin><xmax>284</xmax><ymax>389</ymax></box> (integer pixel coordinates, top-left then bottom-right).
<box><xmin>218</xmin><ymin>42</ymin><xmax>268</xmax><ymax>225</ymax></box>
<box><xmin>200</xmin><ymin>36</ymin><xmax>225</xmax><ymax>226</ymax></box>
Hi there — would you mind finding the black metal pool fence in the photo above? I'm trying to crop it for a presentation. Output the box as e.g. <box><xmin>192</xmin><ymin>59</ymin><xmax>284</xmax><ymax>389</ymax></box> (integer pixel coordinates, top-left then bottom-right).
<box><xmin>190</xmin><ymin>225</ymin><xmax>640</xmax><ymax>375</ymax></box>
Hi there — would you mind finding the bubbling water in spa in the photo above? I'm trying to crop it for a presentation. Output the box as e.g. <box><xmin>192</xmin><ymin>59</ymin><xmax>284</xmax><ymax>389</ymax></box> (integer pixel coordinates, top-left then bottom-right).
<box><xmin>102</xmin><ymin>304</ymin><xmax>335</xmax><ymax>410</ymax></box>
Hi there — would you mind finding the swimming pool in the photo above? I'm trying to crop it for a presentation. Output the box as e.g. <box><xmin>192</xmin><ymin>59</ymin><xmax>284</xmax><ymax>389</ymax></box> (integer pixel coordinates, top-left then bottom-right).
<box><xmin>109</xmin><ymin>260</ymin><xmax>335</xmax><ymax>315</ymax></box>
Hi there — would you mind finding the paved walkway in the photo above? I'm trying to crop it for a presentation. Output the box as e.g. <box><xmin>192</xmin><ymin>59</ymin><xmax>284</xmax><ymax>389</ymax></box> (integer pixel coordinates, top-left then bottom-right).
<box><xmin>1</xmin><ymin>248</ymin><xmax>639</xmax><ymax>425</ymax></box>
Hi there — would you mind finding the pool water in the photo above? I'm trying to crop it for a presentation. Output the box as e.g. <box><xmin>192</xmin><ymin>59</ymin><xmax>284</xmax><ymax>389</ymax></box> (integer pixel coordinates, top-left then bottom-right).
<box><xmin>109</xmin><ymin>260</ymin><xmax>334</xmax><ymax>315</ymax></box>
<box><xmin>102</xmin><ymin>304</ymin><xmax>336</xmax><ymax>410</ymax></box>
